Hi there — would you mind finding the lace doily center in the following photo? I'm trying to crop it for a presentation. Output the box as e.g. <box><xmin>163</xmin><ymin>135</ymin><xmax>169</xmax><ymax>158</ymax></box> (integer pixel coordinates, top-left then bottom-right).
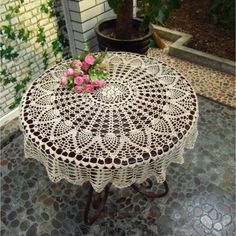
<box><xmin>91</xmin><ymin>82</ymin><xmax>131</xmax><ymax>105</ymax></box>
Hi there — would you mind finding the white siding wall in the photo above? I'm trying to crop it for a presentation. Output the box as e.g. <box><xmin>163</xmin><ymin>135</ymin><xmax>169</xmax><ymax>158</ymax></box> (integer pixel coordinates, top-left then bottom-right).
<box><xmin>62</xmin><ymin>0</ymin><xmax>115</xmax><ymax>55</ymax></box>
<box><xmin>62</xmin><ymin>0</ymin><xmax>137</xmax><ymax>55</ymax></box>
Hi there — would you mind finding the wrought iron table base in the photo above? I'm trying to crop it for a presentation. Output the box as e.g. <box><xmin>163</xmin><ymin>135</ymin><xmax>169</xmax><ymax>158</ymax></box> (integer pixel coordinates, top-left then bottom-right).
<box><xmin>84</xmin><ymin>180</ymin><xmax>169</xmax><ymax>225</ymax></box>
<box><xmin>84</xmin><ymin>183</ymin><xmax>111</xmax><ymax>225</ymax></box>
<box><xmin>131</xmin><ymin>179</ymin><xmax>169</xmax><ymax>199</ymax></box>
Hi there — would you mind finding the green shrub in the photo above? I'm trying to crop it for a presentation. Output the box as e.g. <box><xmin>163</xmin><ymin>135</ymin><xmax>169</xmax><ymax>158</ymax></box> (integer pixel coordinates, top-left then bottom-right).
<box><xmin>209</xmin><ymin>0</ymin><xmax>235</xmax><ymax>29</ymax></box>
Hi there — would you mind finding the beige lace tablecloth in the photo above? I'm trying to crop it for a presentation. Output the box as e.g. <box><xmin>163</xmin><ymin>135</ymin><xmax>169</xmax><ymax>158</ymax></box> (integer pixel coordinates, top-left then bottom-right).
<box><xmin>20</xmin><ymin>52</ymin><xmax>198</xmax><ymax>192</ymax></box>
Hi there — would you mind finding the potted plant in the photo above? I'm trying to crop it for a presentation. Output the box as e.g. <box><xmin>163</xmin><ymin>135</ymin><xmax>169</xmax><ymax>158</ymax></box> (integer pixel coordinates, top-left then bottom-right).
<box><xmin>95</xmin><ymin>0</ymin><xmax>181</xmax><ymax>54</ymax></box>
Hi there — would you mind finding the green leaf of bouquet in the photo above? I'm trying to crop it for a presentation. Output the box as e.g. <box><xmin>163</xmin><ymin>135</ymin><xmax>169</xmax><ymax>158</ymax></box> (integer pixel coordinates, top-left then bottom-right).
<box><xmin>97</xmin><ymin>71</ymin><xmax>106</xmax><ymax>79</ymax></box>
<box><xmin>88</xmin><ymin>72</ymin><xmax>97</xmax><ymax>82</ymax></box>
<box><xmin>67</xmin><ymin>79</ymin><xmax>74</xmax><ymax>90</ymax></box>
<box><xmin>79</xmin><ymin>51</ymin><xmax>88</xmax><ymax>61</ymax></box>
<box><xmin>84</xmin><ymin>42</ymin><xmax>90</xmax><ymax>52</ymax></box>
<box><xmin>95</xmin><ymin>51</ymin><xmax>107</xmax><ymax>64</ymax></box>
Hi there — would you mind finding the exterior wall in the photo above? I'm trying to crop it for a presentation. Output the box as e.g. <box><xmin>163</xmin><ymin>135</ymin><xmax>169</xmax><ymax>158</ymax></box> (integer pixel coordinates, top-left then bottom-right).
<box><xmin>62</xmin><ymin>0</ymin><xmax>137</xmax><ymax>56</ymax></box>
<box><xmin>62</xmin><ymin>0</ymin><xmax>115</xmax><ymax>55</ymax></box>
<box><xmin>0</xmin><ymin>0</ymin><xmax>137</xmax><ymax>120</ymax></box>
<box><xmin>0</xmin><ymin>0</ymin><xmax>69</xmax><ymax>118</ymax></box>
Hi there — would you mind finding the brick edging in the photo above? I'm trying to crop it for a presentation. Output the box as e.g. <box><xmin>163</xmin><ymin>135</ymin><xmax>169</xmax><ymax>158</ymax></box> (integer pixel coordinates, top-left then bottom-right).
<box><xmin>153</xmin><ymin>25</ymin><xmax>236</xmax><ymax>75</ymax></box>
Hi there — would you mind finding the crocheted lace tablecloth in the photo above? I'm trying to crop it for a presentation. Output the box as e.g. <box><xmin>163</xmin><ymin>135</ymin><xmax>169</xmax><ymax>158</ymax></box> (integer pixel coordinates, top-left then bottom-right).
<box><xmin>20</xmin><ymin>52</ymin><xmax>198</xmax><ymax>192</ymax></box>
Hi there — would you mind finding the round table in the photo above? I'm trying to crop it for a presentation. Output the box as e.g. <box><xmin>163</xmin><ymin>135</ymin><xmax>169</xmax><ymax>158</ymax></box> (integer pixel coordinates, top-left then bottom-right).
<box><xmin>20</xmin><ymin>52</ymin><xmax>198</xmax><ymax>224</ymax></box>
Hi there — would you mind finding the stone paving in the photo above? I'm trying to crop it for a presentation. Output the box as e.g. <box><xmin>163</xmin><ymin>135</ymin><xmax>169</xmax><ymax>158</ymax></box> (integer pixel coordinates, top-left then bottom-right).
<box><xmin>0</xmin><ymin>119</ymin><xmax>20</xmax><ymax>149</ymax></box>
<box><xmin>148</xmin><ymin>45</ymin><xmax>236</xmax><ymax>109</ymax></box>
<box><xmin>0</xmin><ymin>96</ymin><xmax>235</xmax><ymax>235</ymax></box>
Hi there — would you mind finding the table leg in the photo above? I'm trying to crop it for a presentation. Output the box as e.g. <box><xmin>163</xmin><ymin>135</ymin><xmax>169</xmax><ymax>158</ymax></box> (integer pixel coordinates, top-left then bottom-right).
<box><xmin>84</xmin><ymin>183</ymin><xmax>111</xmax><ymax>225</ymax></box>
<box><xmin>131</xmin><ymin>180</ymin><xmax>169</xmax><ymax>199</ymax></box>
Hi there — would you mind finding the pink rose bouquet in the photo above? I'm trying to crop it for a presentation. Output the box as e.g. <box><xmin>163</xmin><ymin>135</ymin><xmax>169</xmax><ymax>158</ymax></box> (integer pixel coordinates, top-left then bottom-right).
<box><xmin>59</xmin><ymin>50</ymin><xmax>109</xmax><ymax>94</ymax></box>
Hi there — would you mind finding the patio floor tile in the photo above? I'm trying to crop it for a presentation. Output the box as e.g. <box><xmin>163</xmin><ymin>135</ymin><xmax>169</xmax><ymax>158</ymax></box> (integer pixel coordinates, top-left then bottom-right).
<box><xmin>0</xmin><ymin>96</ymin><xmax>235</xmax><ymax>235</ymax></box>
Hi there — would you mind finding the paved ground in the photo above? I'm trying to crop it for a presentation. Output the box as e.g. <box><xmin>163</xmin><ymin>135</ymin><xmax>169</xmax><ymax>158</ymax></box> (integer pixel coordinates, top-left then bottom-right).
<box><xmin>0</xmin><ymin>96</ymin><xmax>235</xmax><ymax>236</ymax></box>
<box><xmin>148</xmin><ymin>46</ymin><xmax>235</xmax><ymax>109</ymax></box>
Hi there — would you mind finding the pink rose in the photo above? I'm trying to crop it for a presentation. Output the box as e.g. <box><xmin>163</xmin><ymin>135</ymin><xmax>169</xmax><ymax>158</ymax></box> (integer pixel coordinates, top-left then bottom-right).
<box><xmin>74</xmin><ymin>85</ymin><xmax>83</xmax><ymax>93</ymax></box>
<box><xmin>74</xmin><ymin>76</ymin><xmax>84</xmax><ymax>85</ymax></box>
<box><xmin>60</xmin><ymin>77</ymin><xmax>68</xmax><ymax>87</ymax></box>
<box><xmin>81</xmin><ymin>61</ymin><xmax>90</xmax><ymax>71</ymax></box>
<box><xmin>93</xmin><ymin>80</ymin><xmax>106</xmax><ymax>88</ymax></box>
<box><xmin>85</xmin><ymin>54</ymin><xmax>95</xmax><ymax>65</ymax></box>
<box><xmin>71</xmin><ymin>60</ymin><xmax>82</xmax><ymax>68</ymax></box>
<box><xmin>85</xmin><ymin>84</ymin><xmax>94</xmax><ymax>93</ymax></box>
<box><xmin>63</xmin><ymin>68</ymin><xmax>74</xmax><ymax>77</ymax></box>
<box><xmin>82</xmin><ymin>75</ymin><xmax>90</xmax><ymax>84</ymax></box>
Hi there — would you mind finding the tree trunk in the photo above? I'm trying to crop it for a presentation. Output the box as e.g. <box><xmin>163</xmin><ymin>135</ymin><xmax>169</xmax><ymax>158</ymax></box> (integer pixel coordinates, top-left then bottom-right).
<box><xmin>116</xmin><ymin>0</ymin><xmax>133</xmax><ymax>39</ymax></box>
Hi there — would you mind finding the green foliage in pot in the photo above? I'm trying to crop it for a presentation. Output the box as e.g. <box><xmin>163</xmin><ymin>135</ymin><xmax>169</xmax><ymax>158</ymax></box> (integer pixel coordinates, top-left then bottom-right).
<box><xmin>208</xmin><ymin>0</ymin><xmax>235</xmax><ymax>29</ymax></box>
<box><xmin>107</xmin><ymin>0</ymin><xmax>181</xmax><ymax>39</ymax></box>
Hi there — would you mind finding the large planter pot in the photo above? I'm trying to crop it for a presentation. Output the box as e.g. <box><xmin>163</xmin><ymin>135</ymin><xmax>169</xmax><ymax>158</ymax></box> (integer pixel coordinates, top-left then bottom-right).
<box><xmin>95</xmin><ymin>18</ymin><xmax>152</xmax><ymax>54</ymax></box>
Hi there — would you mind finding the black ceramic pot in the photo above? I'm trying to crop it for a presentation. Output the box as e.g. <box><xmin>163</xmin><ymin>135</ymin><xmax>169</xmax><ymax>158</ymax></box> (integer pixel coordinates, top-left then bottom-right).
<box><xmin>95</xmin><ymin>18</ymin><xmax>152</xmax><ymax>54</ymax></box>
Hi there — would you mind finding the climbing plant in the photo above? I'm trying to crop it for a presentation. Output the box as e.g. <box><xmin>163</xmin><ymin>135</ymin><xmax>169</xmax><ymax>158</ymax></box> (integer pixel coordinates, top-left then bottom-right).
<box><xmin>0</xmin><ymin>0</ymin><xmax>32</xmax><ymax>109</ymax></box>
<box><xmin>40</xmin><ymin>0</ymin><xmax>56</xmax><ymax>18</ymax></box>
<box><xmin>0</xmin><ymin>0</ymin><xmax>66</xmax><ymax>109</ymax></box>
<box><xmin>36</xmin><ymin>25</ymin><xmax>46</xmax><ymax>46</ymax></box>
<box><xmin>40</xmin><ymin>0</ymin><xmax>63</xmax><ymax>60</ymax></box>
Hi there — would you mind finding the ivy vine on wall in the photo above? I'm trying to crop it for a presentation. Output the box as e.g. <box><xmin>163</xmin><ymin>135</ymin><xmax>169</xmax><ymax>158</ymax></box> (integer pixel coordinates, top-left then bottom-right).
<box><xmin>0</xmin><ymin>0</ymin><xmax>64</xmax><ymax>109</ymax></box>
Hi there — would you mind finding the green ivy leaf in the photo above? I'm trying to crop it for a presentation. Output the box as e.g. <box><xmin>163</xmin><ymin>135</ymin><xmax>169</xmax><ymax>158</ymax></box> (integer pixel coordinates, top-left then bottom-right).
<box><xmin>49</xmin><ymin>11</ymin><xmax>56</xmax><ymax>18</ymax></box>
<box><xmin>40</xmin><ymin>4</ymin><xmax>49</xmax><ymax>14</ymax></box>
<box><xmin>17</xmin><ymin>28</ymin><xmax>31</xmax><ymax>42</ymax></box>
<box><xmin>42</xmin><ymin>50</ymin><xmax>49</xmax><ymax>70</ymax></box>
<box><xmin>9</xmin><ymin>5</ymin><xmax>21</xmax><ymax>14</ymax></box>
<box><xmin>14</xmin><ymin>5</ymin><xmax>20</xmax><ymax>13</ymax></box>
<box><xmin>14</xmin><ymin>83</ymin><xmax>23</xmax><ymax>94</ymax></box>
<box><xmin>9</xmin><ymin>96</ymin><xmax>21</xmax><ymax>109</ymax></box>
<box><xmin>52</xmin><ymin>38</ymin><xmax>62</xmax><ymax>57</ymax></box>
<box><xmin>14</xmin><ymin>71</ymin><xmax>32</xmax><ymax>95</ymax></box>
<box><xmin>9</xmin><ymin>6</ymin><xmax>14</xmax><ymax>12</ymax></box>
<box><xmin>36</xmin><ymin>25</ymin><xmax>46</xmax><ymax>46</ymax></box>
<box><xmin>1</xmin><ymin>25</ymin><xmax>15</xmax><ymax>40</ymax></box>
<box><xmin>0</xmin><ymin>68</ymin><xmax>7</xmax><ymax>76</ymax></box>
<box><xmin>41</xmin><ymin>0</ymin><xmax>56</xmax><ymax>18</ymax></box>
<box><xmin>0</xmin><ymin>46</ymin><xmax>19</xmax><ymax>60</ymax></box>
<box><xmin>5</xmin><ymin>14</ymin><xmax>12</xmax><ymax>21</ymax></box>
<box><xmin>3</xmin><ymin>77</ymin><xmax>17</xmax><ymax>85</ymax></box>
<box><xmin>48</xmin><ymin>0</ymin><xmax>55</xmax><ymax>8</ymax></box>
<box><xmin>0</xmin><ymin>68</ymin><xmax>17</xmax><ymax>85</ymax></box>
